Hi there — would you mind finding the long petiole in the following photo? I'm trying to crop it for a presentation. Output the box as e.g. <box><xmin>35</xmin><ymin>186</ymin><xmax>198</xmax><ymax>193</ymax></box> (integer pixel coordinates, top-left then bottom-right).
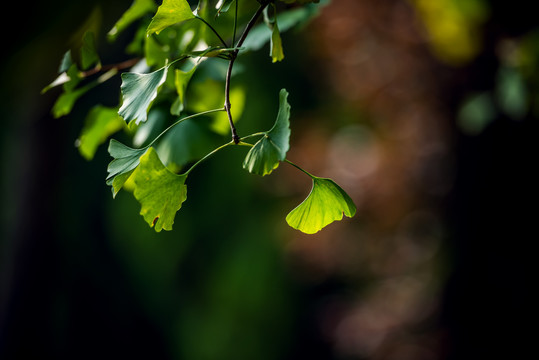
<box><xmin>195</xmin><ymin>15</ymin><xmax>228</xmax><ymax>48</ymax></box>
<box><xmin>285</xmin><ymin>159</ymin><xmax>315</xmax><ymax>178</ymax></box>
<box><xmin>148</xmin><ymin>108</ymin><xmax>225</xmax><ymax>147</ymax></box>
<box><xmin>182</xmin><ymin>141</ymin><xmax>234</xmax><ymax>176</ymax></box>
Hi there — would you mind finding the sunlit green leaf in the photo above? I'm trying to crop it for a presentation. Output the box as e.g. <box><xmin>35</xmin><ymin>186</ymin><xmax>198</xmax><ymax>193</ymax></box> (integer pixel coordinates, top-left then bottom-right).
<box><xmin>146</xmin><ymin>0</ymin><xmax>196</xmax><ymax>36</ymax></box>
<box><xmin>106</xmin><ymin>139</ymin><xmax>148</xmax><ymax>197</ymax></box>
<box><xmin>243</xmin><ymin>89</ymin><xmax>290</xmax><ymax>175</ymax></box>
<box><xmin>108</xmin><ymin>0</ymin><xmax>157</xmax><ymax>40</ymax></box>
<box><xmin>133</xmin><ymin>147</ymin><xmax>188</xmax><ymax>232</ymax></box>
<box><xmin>119</xmin><ymin>65</ymin><xmax>169</xmax><ymax>125</ymax></box>
<box><xmin>77</xmin><ymin>105</ymin><xmax>125</xmax><ymax>160</ymax></box>
<box><xmin>286</xmin><ymin>177</ymin><xmax>356</xmax><ymax>234</ymax></box>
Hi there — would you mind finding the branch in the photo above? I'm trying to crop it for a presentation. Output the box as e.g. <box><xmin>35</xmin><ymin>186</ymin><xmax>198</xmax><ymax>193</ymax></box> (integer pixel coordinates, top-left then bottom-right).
<box><xmin>225</xmin><ymin>1</ymin><xmax>271</xmax><ymax>144</ymax></box>
<box><xmin>81</xmin><ymin>57</ymin><xmax>141</xmax><ymax>78</ymax></box>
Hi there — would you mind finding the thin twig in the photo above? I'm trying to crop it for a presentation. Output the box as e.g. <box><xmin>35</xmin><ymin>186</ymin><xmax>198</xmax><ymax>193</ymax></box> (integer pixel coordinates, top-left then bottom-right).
<box><xmin>224</xmin><ymin>1</ymin><xmax>271</xmax><ymax>144</ymax></box>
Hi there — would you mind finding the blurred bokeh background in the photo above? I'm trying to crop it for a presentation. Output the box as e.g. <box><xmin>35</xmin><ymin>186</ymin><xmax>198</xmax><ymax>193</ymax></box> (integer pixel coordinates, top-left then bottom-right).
<box><xmin>1</xmin><ymin>0</ymin><xmax>536</xmax><ymax>359</ymax></box>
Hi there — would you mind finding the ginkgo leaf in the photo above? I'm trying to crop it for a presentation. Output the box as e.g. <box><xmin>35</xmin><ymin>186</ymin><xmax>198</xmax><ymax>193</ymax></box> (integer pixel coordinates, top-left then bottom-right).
<box><xmin>118</xmin><ymin>65</ymin><xmax>169</xmax><ymax>125</ymax></box>
<box><xmin>146</xmin><ymin>0</ymin><xmax>195</xmax><ymax>36</ymax></box>
<box><xmin>77</xmin><ymin>105</ymin><xmax>125</xmax><ymax>160</ymax></box>
<box><xmin>286</xmin><ymin>177</ymin><xmax>356</xmax><ymax>234</ymax></box>
<box><xmin>243</xmin><ymin>88</ymin><xmax>291</xmax><ymax>175</ymax></box>
<box><xmin>108</xmin><ymin>0</ymin><xmax>157</xmax><ymax>40</ymax></box>
<box><xmin>133</xmin><ymin>147</ymin><xmax>188</xmax><ymax>232</ymax></box>
<box><xmin>106</xmin><ymin>139</ymin><xmax>148</xmax><ymax>197</ymax></box>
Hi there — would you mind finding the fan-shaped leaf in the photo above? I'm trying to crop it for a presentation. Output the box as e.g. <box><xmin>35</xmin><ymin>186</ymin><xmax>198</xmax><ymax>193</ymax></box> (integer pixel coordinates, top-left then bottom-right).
<box><xmin>286</xmin><ymin>177</ymin><xmax>356</xmax><ymax>234</ymax></box>
<box><xmin>146</xmin><ymin>0</ymin><xmax>195</xmax><ymax>36</ymax></box>
<box><xmin>133</xmin><ymin>147</ymin><xmax>188</xmax><ymax>232</ymax></box>
<box><xmin>243</xmin><ymin>88</ymin><xmax>290</xmax><ymax>175</ymax></box>
<box><xmin>118</xmin><ymin>65</ymin><xmax>169</xmax><ymax>125</ymax></box>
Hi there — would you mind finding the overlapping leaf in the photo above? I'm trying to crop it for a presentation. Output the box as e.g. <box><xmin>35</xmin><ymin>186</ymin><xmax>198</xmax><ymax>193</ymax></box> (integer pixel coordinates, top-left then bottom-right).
<box><xmin>106</xmin><ymin>139</ymin><xmax>148</xmax><ymax>197</ymax></box>
<box><xmin>243</xmin><ymin>89</ymin><xmax>291</xmax><ymax>175</ymax></box>
<box><xmin>133</xmin><ymin>147</ymin><xmax>188</xmax><ymax>232</ymax></box>
<box><xmin>146</xmin><ymin>0</ymin><xmax>195</xmax><ymax>36</ymax></box>
<box><xmin>286</xmin><ymin>177</ymin><xmax>356</xmax><ymax>234</ymax></box>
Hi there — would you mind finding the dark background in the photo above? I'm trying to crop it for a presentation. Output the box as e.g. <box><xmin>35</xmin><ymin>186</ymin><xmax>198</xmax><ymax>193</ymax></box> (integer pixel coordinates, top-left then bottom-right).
<box><xmin>1</xmin><ymin>0</ymin><xmax>536</xmax><ymax>359</ymax></box>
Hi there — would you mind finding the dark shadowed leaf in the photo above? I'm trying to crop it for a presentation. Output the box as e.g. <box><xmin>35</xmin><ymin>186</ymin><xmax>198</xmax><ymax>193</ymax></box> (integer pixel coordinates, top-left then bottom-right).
<box><xmin>243</xmin><ymin>89</ymin><xmax>290</xmax><ymax>175</ymax></box>
<box><xmin>106</xmin><ymin>139</ymin><xmax>148</xmax><ymax>197</ymax></box>
<box><xmin>118</xmin><ymin>65</ymin><xmax>169</xmax><ymax>125</ymax></box>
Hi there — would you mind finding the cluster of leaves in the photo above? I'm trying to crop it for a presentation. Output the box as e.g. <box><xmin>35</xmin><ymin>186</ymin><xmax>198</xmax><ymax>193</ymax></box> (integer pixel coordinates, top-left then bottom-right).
<box><xmin>44</xmin><ymin>0</ymin><xmax>355</xmax><ymax>234</ymax></box>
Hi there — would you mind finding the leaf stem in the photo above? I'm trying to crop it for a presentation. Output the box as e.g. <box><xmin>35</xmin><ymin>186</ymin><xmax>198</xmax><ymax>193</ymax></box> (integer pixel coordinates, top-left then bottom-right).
<box><xmin>195</xmin><ymin>15</ymin><xmax>229</xmax><ymax>48</ymax></box>
<box><xmin>285</xmin><ymin>159</ymin><xmax>315</xmax><ymax>178</ymax></box>
<box><xmin>182</xmin><ymin>141</ymin><xmax>234</xmax><ymax>176</ymax></box>
<box><xmin>148</xmin><ymin>108</ymin><xmax>225</xmax><ymax>147</ymax></box>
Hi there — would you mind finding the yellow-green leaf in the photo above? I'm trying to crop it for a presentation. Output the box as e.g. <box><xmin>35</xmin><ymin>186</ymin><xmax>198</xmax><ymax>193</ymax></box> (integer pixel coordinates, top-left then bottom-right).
<box><xmin>286</xmin><ymin>177</ymin><xmax>356</xmax><ymax>234</ymax></box>
<box><xmin>133</xmin><ymin>147</ymin><xmax>188</xmax><ymax>232</ymax></box>
<box><xmin>146</xmin><ymin>0</ymin><xmax>195</xmax><ymax>36</ymax></box>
